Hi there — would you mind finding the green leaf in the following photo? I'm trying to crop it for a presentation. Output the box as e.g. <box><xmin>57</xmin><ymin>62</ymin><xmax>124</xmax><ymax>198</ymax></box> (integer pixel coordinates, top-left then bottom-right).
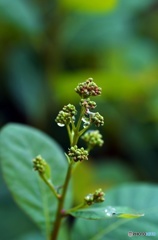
<box><xmin>0</xmin><ymin>196</ymin><xmax>39</xmax><ymax>240</ymax></box>
<box><xmin>6</xmin><ymin>49</ymin><xmax>50</xmax><ymax>126</ymax></box>
<box><xmin>69</xmin><ymin>206</ymin><xmax>144</xmax><ymax>220</ymax></box>
<box><xmin>0</xmin><ymin>124</ymin><xmax>72</xmax><ymax>239</ymax></box>
<box><xmin>17</xmin><ymin>232</ymin><xmax>44</xmax><ymax>240</ymax></box>
<box><xmin>0</xmin><ymin>0</ymin><xmax>42</xmax><ymax>34</ymax></box>
<box><xmin>71</xmin><ymin>184</ymin><xmax>158</xmax><ymax>240</ymax></box>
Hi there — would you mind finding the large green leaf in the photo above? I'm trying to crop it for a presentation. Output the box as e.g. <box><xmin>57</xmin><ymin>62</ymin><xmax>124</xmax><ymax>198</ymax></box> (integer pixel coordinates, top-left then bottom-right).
<box><xmin>71</xmin><ymin>184</ymin><xmax>158</xmax><ymax>240</ymax></box>
<box><xmin>0</xmin><ymin>124</ymin><xmax>72</xmax><ymax>239</ymax></box>
<box><xmin>0</xmin><ymin>195</ymin><xmax>39</xmax><ymax>240</ymax></box>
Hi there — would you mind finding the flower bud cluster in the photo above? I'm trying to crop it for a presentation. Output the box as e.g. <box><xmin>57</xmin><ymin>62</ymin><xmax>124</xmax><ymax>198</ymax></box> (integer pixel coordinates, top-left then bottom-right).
<box><xmin>82</xmin><ymin>130</ymin><xmax>104</xmax><ymax>147</ymax></box>
<box><xmin>91</xmin><ymin>112</ymin><xmax>104</xmax><ymax>127</ymax></box>
<box><xmin>62</xmin><ymin>104</ymin><xmax>77</xmax><ymax>116</ymax></box>
<box><xmin>80</xmin><ymin>98</ymin><xmax>97</xmax><ymax>110</ymax></box>
<box><xmin>75</xmin><ymin>78</ymin><xmax>102</xmax><ymax>98</ymax></box>
<box><xmin>68</xmin><ymin>145</ymin><xmax>88</xmax><ymax>162</ymax></box>
<box><xmin>33</xmin><ymin>155</ymin><xmax>47</xmax><ymax>174</ymax></box>
<box><xmin>84</xmin><ymin>188</ymin><xmax>105</xmax><ymax>206</ymax></box>
<box><xmin>93</xmin><ymin>188</ymin><xmax>105</xmax><ymax>202</ymax></box>
<box><xmin>55</xmin><ymin>104</ymin><xmax>77</xmax><ymax>126</ymax></box>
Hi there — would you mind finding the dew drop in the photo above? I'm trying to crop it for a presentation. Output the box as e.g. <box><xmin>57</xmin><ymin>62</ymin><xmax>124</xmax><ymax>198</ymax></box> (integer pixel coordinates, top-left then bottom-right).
<box><xmin>82</xmin><ymin>116</ymin><xmax>90</xmax><ymax>128</ymax></box>
<box><xmin>57</xmin><ymin>123</ymin><xmax>65</xmax><ymax>127</ymax></box>
<box><xmin>104</xmin><ymin>206</ymin><xmax>116</xmax><ymax>217</ymax></box>
<box><xmin>86</xmin><ymin>109</ymin><xmax>95</xmax><ymax>116</ymax></box>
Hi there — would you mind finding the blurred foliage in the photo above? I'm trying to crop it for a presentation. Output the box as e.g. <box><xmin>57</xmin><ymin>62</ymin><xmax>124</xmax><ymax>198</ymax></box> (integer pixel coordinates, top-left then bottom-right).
<box><xmin>72</xmin><ymin>159</ymin><xmax>137</xmax><ymax>204</ymax></box>
<box><xmin>0</xmin><ymin>0</ymin><xmax>158</xmax><ymax>239</ymax></box>
<box><xmin>0</xmin><ymin>0</ymin><xmax>42</xmax><ymax>34</ymax></box>
<box><xmin>59</xmin><ymin>0</ymin><xmax>117</xmax><ymax>12</ymax></box>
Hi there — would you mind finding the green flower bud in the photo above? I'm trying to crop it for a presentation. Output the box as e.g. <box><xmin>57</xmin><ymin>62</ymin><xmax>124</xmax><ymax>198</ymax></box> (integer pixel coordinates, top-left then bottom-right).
<box><xmin>82</xmin><ymin>130</ymin><xmax>104</xmax><ymax>148</ymax></box>
<box><xmin>91</xmin><ymin>112</ymin><xmax>104</xmax><ymax>127</ymax></box>
<box><xmin>55</xmin><ymin>110</ymin><xmax>70</xmax><ymax>126</ymax></box>
<box><xmin>63</xmin><ymin>104</ymin><xmax>77</xmax><ymax>116</ymax></box>
<box><xmin>80</xmin><ymin>98</ymin><xmax>97</xmax><ymax>110</ymax></box>
<box><xmin>93</xmin><ymin>188</ymin><xmax>105</xmax><ymax>203</ymax></box>
<box><xmin>32</xmin><ymin>155</ymin><xmax>51</xmax><ymax>179</ymax></box>
<box><xmin>75</xmin><ymin>78</ymin><xmax>102</xmax><ymax>98</ymax></box>
<box><xmin>55</xmin><ymin>104</ymin><xmax>77</xmax><ymax>127</ymax></box>
<box><xmin>84</xmin><ymin>189</ymin><xmax>105</xmax><ymax>206</ymax></box>
<box><xmin>68</xmin><ymin>145</ymin><xmax>88</xmax><ymax>162</ymax></box>
<box><xmin>84</xmin><ymin>194</ymin><xmax>94</xmax><ymax>206</ymax></box>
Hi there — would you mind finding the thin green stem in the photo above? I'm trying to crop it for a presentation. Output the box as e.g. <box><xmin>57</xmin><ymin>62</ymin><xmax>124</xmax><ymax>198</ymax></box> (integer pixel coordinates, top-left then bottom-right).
<box><xmin>72</xmin><ymin>106</ymin><xmax>85</xmax><ymax>145</ymax></box>
<box><xmin>66</xmin><ymin>124</ymin><xmax>72</xmax><ymax>145</ymax></box>
<box><xmin>71</xmin><ymin>120</ymin><xmax>76</xmax><ymax>131</ymax></box>
<box><xmin>50</xmin><ymin>163</ymin><xmax>72</xmax><ymax>240</ymax></box>
<box><xmin>79</xmin><ymin>124</ymin><xmax>91</xmax><ymax>137</ymax></box>
<box><xmin>40</xmin><ymin>174</ymin><xmax>60</xmax><ymax>200</ymax></box>
<box><xmin>66</xmin><ymin>202</ymin><xmax>87</xmax><ymax>214</ymax></box>
<box><xmin>87</xmin><ymin>145</ymin><xmax>93</xmax><ymax>153</ymax></box>
<box><xmin>76</xmin><ymin>106</ymin><xmax>85</xmax><ymax>132</ymax></box>
<box><xmin>50</xmin><ymin>104</ymin><xmax>86</xmax><ymax>240</ymax></box>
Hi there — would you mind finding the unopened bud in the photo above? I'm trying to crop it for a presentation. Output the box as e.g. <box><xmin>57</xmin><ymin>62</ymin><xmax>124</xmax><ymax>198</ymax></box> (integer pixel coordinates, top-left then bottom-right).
<box><xmin>75</xmin><ymin>78</ymin><xmax>102</xmax><ymax>98</ymax></box>
<box><xmin>84</xmin><ymin>194</ymin><xmax>94</xmax><ymax>205</ymax></box>
<box><xmin>68</xmin><ymin>145</ymin><xmax>88</xmax><ymax>162</ymax></box>
<box><xmin>93</xmin><ymin>188</ymin><xmax>105</xmax><ymax>203</ymax></box>
<box><xmin>84</xmin><ymin>188</ymin><xmax>105</xmax><ymax>206</ymax></box>
<box><xmin>82</xmin><ymin>130</ymin><xmax>104</xmax><ymax>148</ymax></box>
<box><xmin>91</xmin><ymin>112</ymin><xmax>104</xmax><ymax>127</ymax></box>
<box><xmin>33</xmin><ymin>155</ymin><xmax>51</xmax><ymax>179</ymax></box>
<box><xmin>55</xmin><ymin>104</ymin><xmax>77</xmax><ymax>126</ymax></box>
<box><xmin>80</xmin><ymin>98</ymin><xmax>97</xmax><ymax>110</ymax></box>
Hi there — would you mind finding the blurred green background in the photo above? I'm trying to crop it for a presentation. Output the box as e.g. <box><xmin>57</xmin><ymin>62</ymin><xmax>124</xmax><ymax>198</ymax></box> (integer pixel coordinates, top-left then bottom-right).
<box><xmin>1</xmin><ymin>0</ymin><xmax>158</xmax><ymax>239</ymax></box>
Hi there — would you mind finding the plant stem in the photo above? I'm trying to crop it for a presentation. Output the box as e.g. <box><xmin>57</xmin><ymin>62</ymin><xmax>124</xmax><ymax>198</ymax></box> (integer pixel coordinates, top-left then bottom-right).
<box><xmin>40</xmin><ymin>174</ymin><xmax>60</xmax><ymax>199</ymax></box>
<box><xmin>51</xmin><ymin>105</ymin><xmax>86</xmax><ymax>239</ymax></box>
<box><xmin>66</xmin><ymin>124</ymin><xmax>72</xmax><ymax>145</ymax></box>
<box><xmin>79</xmin><ymin>124</ymin><xmax>90</xmax><ymax>136</ymax></box>
<box><xmin>50</xmin><ymin>163</ymin><xmax>72</xmax><ymax>240</ymax></box>
<box><xmin>72</xmin><ymin>106</ymin><xmax>85</xmax><ymax>145</ymax></box>
<box><xmin>66</xmin><ymin>202</ymin><xmax>87</xmax><ymax>214</ymax></box>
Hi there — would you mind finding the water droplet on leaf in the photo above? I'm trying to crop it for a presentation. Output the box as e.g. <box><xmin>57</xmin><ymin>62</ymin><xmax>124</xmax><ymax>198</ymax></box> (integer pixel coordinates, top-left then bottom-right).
<box><xmin>104</xmin><ymin>206</ymin><xmax>116</xmax><ymax>217</ymax></box>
